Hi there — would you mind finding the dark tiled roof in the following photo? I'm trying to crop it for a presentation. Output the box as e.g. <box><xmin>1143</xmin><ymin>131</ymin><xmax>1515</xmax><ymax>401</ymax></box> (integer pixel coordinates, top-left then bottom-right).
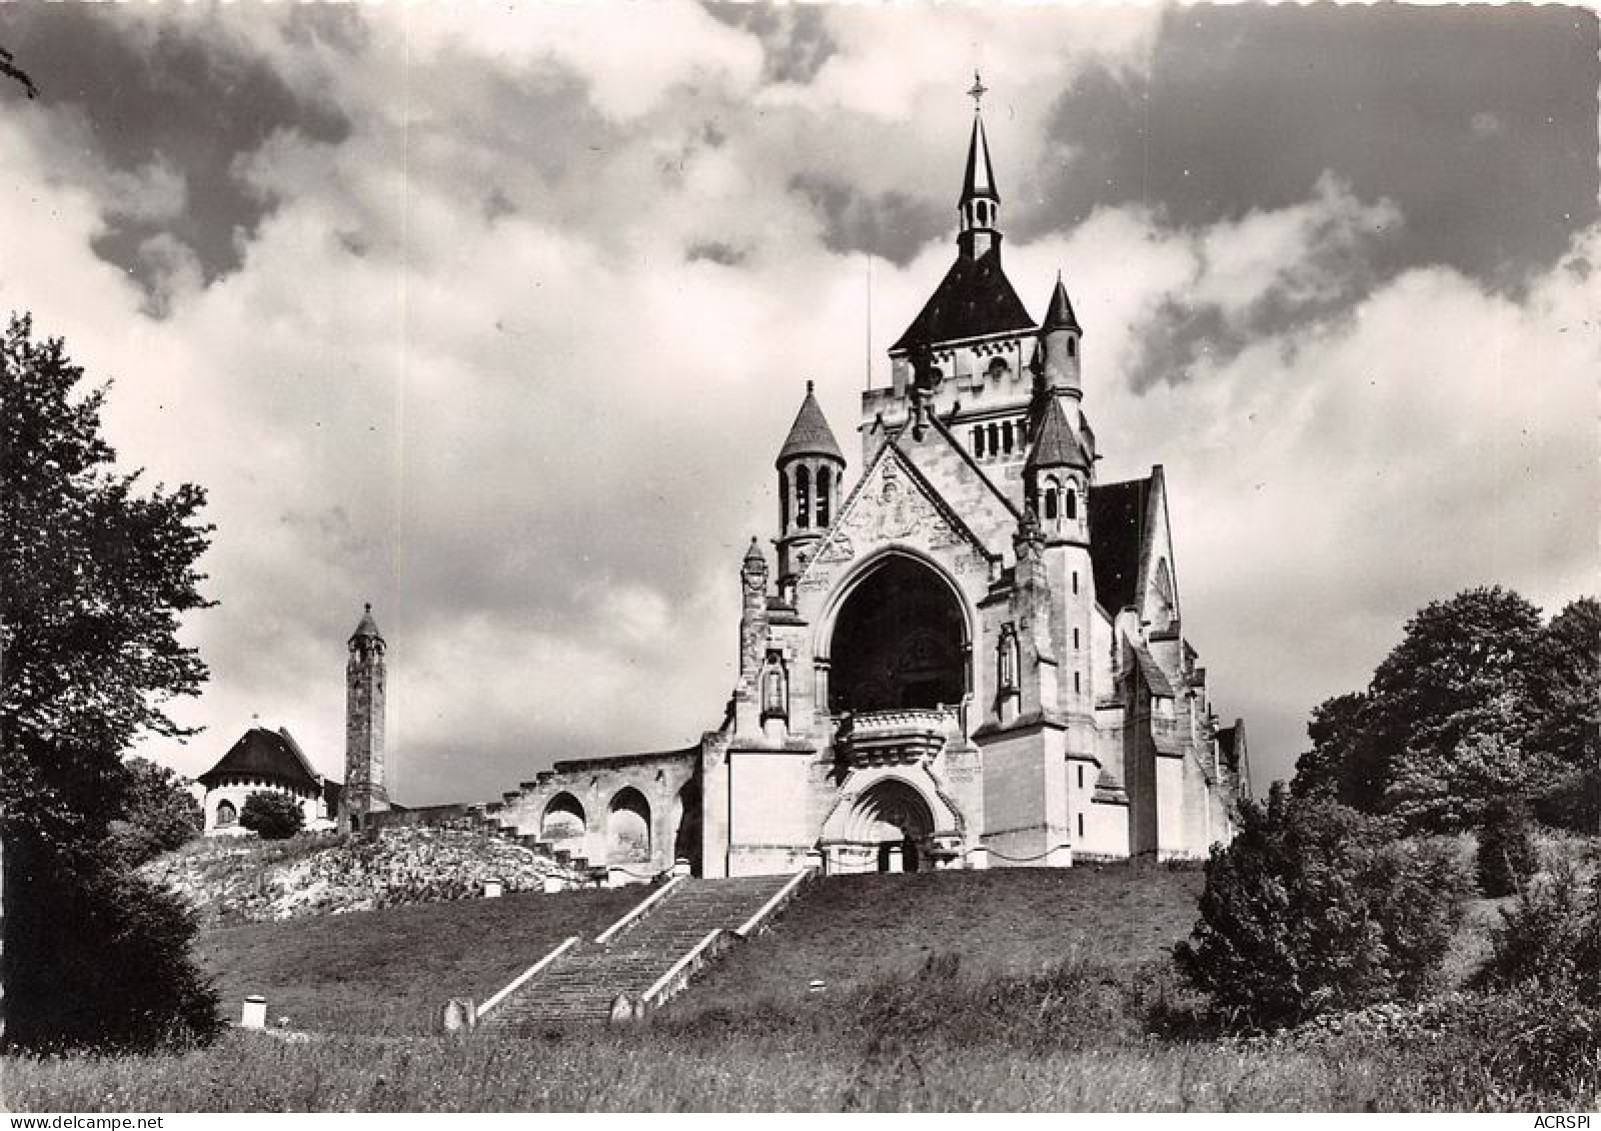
<box><xmin>777</xmin><ymin>383</ymin><xmax>844</xmax><ymax>464</ymax></box>
<box><xmin>890</xmin><ymin>247</ymin><xmax>1035</xmax><ymax>353</ymax></box>
<box><xmin>198</xmin><ymin>727</ymin><xmax>325</xmax><ymax>791</ymax></box>
<box><xmin>1025</xmin><ymin>396</ymin><xmax>1090</xmax><ymax>471</ymax></box>
<box><xmin>1089</xmin><ymin>476</ymin><xmax>1152</xmax><ymax>614</ymax></box>
<box><xmin>1042</xmin><ymin>274</ymin><xmax>1081</xmax><ymax>333</ymax></box>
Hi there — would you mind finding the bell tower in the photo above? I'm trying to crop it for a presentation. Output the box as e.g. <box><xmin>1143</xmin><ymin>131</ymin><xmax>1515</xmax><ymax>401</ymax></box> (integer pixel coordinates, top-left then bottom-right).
<box><xmin>340</xmin><ymin>603</ymin><xmax>390</xmax><ymax>831</ymax></box>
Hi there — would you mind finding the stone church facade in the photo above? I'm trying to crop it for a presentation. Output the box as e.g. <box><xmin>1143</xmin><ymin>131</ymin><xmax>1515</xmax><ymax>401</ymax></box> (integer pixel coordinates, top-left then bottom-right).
<box><xmin>485</xmin><ymin>92</ymin><xmax>1252</xmax><ymax>879</ymax></box>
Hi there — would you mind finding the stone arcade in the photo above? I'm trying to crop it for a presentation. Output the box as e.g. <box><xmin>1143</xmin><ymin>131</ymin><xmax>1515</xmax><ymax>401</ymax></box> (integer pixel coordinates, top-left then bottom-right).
<box><xmin>473</xmin><ymin>87</ymin><xmax>1253</xmax><ymax>879</ymax></box>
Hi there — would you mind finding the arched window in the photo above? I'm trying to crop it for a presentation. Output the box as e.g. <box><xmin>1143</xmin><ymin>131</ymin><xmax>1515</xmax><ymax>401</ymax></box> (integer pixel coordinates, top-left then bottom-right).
<box><xmin>1065</xmin><ymin>487</ymin><xmax>1077</xmax><ymax>521</ymax></box>
<box><xmin>608</xmin><ymin>788</ymin><xmax>652</xmax><ymax>864</ymax></box>
<box><xmin>796</xmin><ymin>465</ymin><xmax>811</xmax><ymax>529</ymax></box>
<box><xmin>973</xmin><ymin>428</ymin><xmax>985</xmax><ymax>458</ymax></box>
<box><xmin>816</xmin><ymin>467</ymin><xmax>831</xmax><ymax>527</ymax></box>
<box><xmin>762</xmin><ymin>662</ymin><xmax>787</xmax><ymax>719</ymax></box>
<box><xmin>1067</xmin><ymin>336</ymin><xmax>1077</xmax><ymax>359</ymax></box>
<box><xmin>778</xmin><ymin>469</ymin><xmax>790</xmax><ymax>530</ymax></box>
<box><xmin>997</xmin><ymin>625</ymin><xmax>1019</xmax><ymax>692</ymax></box>
<box><xmin>987</xmin><ymin>423</ymin><xmax>999</xmax><ymax>456</ymax></box>
<box><xmin>1001</xmin><ymin>421</ymin><xmax>1013</xmax><ymax>453</ymax></box>
<box><xmin>1043</xmin><ymin>476</ymin><xmax>1060</xmax><ymax>521</ymax></box>
<box><xmin>215</xmin><ymin>800</ymin><xmax>237</xmax><ymax>827</ymax></box>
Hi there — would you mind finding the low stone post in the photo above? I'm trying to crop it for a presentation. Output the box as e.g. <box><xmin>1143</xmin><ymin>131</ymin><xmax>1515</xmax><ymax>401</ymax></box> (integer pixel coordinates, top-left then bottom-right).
<box><xmin>1047</xmin><ymin>843</ymin><xmax>1074</xmax><ymax>868</ymax></box>
<box><xmin>884</xmin><ymin>845</ymin><xmax>904</xmax><ymax>873</ymax></box>
<box><xmin>671</xmin><ymin>858</ymin><xmax>692</xmax><ymax>878</ymax></box>
<box><xmin>483</xmin><ymin>878</ymin><xmax>504</xmax><ymax>898</ymax></box>
<box><xmin>608</xmin><ymin>993</ymin><xmax>638</xmax><ymax>1024</ymax></box>
<box><xmin>442</xmin><ymin>998</ymin><xmax>477</xmax><ymax>1032</ymax></box>
<box><xmin>803</xmin><ymin>849</ymin><xmax>824</xmax><ymax>873</ymax></box>
<box><xmin>967</xmin><ymin>845</ymin><xmax>990</xmax><ymax>871</ymax></box>
<box><xmin>543</xmin><ymin>874</ymin><xmax>565</xmax><ymax>894</ymax></box>
<box><xmin>241</xmin><ymin>995</ymin><xmax>267</xmax><ymax>1030</ymax></box>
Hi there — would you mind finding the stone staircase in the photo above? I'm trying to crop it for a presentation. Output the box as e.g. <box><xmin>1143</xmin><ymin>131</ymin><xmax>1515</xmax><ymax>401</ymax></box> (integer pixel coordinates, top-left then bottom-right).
<box><xmin>479</xmin><ymin>872</ymin><xmax>808</xmax><ymax>1029</ymax></box>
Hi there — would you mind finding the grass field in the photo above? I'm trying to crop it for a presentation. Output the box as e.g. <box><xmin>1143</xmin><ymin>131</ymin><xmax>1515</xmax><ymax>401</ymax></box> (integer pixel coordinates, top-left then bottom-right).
<box><xmin>196</xmin><ymin>886</ymin><xmax>641</xmax><ymax>1033</ymax></box>
<box><xmin>7</xmin><ymin>852</ymin><xmax>1597</xmax><ymax>1111</ymax></box>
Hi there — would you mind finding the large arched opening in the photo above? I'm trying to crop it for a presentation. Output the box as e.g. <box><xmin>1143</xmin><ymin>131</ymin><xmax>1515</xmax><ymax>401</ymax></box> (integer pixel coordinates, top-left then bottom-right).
<box><xmin>844</xmin><ymin>778</ymin><xmax>935</xmax><ymax>873</ymax></box>
<box><xmin>607</xmin><ymin>787</ymin><xmax>652</xmax><ymax>865</ymax></box>
<box><xmin>671</xmin><ymin>781</ymin><xmax>702</xmax><ymax>874</ymax></box>
<box><xmin>541</xmin><ymin>792</ymin><xmax>586</xmax><ymax>846</ymax></box>
<box><xmin>827</xmin><ymin>554</ymin><xmax>968</xmax><ymax>714</ymax></box>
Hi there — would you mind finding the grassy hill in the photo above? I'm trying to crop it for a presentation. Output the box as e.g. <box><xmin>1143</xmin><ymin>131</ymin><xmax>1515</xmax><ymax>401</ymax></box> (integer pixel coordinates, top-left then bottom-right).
<box><xmin>681</xmin><ymin>864</ymin><xmax>1204</xmax><ymax>1013</ymax></box>
<box><xmin>197</xmin><ymin>886</ymin><xmax>641</xmax><ymax>1033</ymax></box>
<box><xmin>194</xmin><ymin>863</ymin><xmax>1203</xmax><ymax>1034</ymax></box>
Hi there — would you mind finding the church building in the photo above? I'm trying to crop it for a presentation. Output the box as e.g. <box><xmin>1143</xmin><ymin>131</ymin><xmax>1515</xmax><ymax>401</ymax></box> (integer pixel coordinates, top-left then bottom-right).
<box><xmin>477</xmin><ymin>84</ymin><xmax>1252</xmax><ymax>878</ymax></box>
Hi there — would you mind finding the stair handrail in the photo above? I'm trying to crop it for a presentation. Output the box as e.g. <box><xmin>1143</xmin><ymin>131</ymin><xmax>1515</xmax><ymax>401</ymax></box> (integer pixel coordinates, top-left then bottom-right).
<box><xmin>594</xmin><ymin>873</ymin><xmax>687</xmax><ymax>945</ymax></box>
<box><xmin>476</xmin><ymin>934</ymin><xmax>580</xmax><ymax>1019</ymax></box>
<box><xmin>642</xmin><ymin>928</ymin><xmax>725</xmax><ymax>1008</ymax></box>
<box><xmin>733</xmin><ymin>866</ymin><xmax>816</xmax><ymax>939</ymax></box>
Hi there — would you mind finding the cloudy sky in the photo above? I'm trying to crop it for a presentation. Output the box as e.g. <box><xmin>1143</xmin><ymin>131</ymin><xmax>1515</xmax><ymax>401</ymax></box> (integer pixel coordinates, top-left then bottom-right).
<box><xmin>1</xmin><ymin>3</ymin><xmax>1595</xmax><ymax>801</ymax></box>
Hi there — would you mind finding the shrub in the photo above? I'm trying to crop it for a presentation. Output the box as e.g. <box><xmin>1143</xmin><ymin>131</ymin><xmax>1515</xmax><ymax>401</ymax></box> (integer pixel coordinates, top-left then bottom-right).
<box><xmin>1475</xmin><ymin>857</ymin><xmax>1600</xmax><ymax>1003</ymax></box>
<box><xmin>1531</xmin><ymin>766</ymin><xmax>1601</xmax><ymax>834</ymax></box>
<box><xmin>105</xmin><ymin>756</ymin><xmax>203</xmax><ymax>867</ymax></box>
<box><xmin>239</xmin><ymin>792</ymin><xmax>305</xmax><ymax>840</ymax></box>
<box><xmin>1475</xmin><ymin>797</ymin><xmax>1540</xmax><ymax>897</ymax></box>
<box><xmin>1174</xmin><ymin>785</ymin><xmax>1466</xmax><ymax>1029</ymax></box>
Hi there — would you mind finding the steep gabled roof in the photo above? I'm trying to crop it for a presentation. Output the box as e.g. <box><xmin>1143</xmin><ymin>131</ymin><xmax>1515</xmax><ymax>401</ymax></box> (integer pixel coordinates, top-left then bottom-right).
<box><xmin>1025</xmin><ymin>396</ymin><xmax>1090</xmax><ymax>471</ymax></box>
<box><xmin>890</xmin><ymin>247</ymin><xmax>1035</xmax><ymax>353</ymax></box>
<box><xmin>198</xmin><ymin>726</ymin><xmax>326</xmax><ymax>790</ymax></box>
<box><xmin>1088</xmin><ymin>475</ymin><xmax>1153</xmax><ymax>614</ymax></box>
<box><xmin>777</xmin><ymin>382</ymin><xmax>844</xmax><ymax>465</ymax></box>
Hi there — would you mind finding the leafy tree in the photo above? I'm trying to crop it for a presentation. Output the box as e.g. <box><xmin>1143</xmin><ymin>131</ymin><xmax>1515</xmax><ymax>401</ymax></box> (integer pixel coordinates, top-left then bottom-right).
<box><xmin>1290</xmin><ymin>692</ymin><xmax>1375</xmax><ymax>806</ymax></box>
<box><xmin>239</xmin><ymin>792</ymin><xmax>305</xmax><ymax>840</ymax></box>
<box><xmin>0</xmin><ymin>314</ymin><xmax>220</xmax><ymax>1049</ymax></box>
<box><xmin>1526</xmin><ymin>598</ymin><xmax>1600</xmax><ymax>833</ymax></box>
<box><xmin>1475</xmin><ymin>796</ymin><xmax>1539</xmax><ymax>898</ymax></box>
<box><xmin>105</xmin><ymin>757</ymin><xmax>203</xmax><ymax>868</ymax></box>
<box><xmin>1175</xmin><ymin>785</ymin><xmax>1464</xmax><ymax>1029</ymax></box>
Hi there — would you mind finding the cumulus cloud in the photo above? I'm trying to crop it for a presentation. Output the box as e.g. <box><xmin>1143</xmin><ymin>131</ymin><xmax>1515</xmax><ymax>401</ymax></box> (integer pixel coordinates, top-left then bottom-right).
<box><xmin>0</xmin><ymin>4</ymin><xmax>1592</xmax><ymax>800</ymax></box>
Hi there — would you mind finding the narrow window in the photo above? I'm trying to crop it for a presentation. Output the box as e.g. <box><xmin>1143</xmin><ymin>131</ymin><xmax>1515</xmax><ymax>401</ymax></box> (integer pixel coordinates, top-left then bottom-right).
<box><xmin>1043</xmin><ymin>488</ymin><xmax>1058</xmax><ymax>521</ymax></box>
<box><xmin>796</xmin><ymin>465</ymin><xmax>811</xmax><ymax>529</ymax></box>
<box><xmin>1067</xmin><ymin>336</ymin><xmax>1077</xmax><ymax>359</ymax></box>
<box><xmin>1072</xmin><ymin>570</ymin><xmax>1079</xmax><ymax>595</ymax></box>
<box><xmin>987</xmin><ymin>423</ymin><xmax>999</xmax><ymax>456</ymax></box>
<box><xmin>1066</xmin><ymin>488</ymin><xmax>1078</xmax><ymax>521</ymax></box>
<box><xmin>973</xmin><ymin>427</ymin><xmax>985</xmax><ymax>458</ymax></box>
<box><xmin>1077</xmin><ymin>813</ymin><xmax>1085</xmax><ymax>838</ymax></box>
<box><xmin>1073</xmin><ymin>628</ymin><xmax>1080</xmax><ymax>649</ymax></box>
<box><xmin>1074</xmin><ymin>671</ymin><xmax>1081</xmax><ymax>694</ymax></box>
<box><xmin>1001</xmin><ymin>420</ymin><xmax>1013</xmax><ymax>453</ymax></box>
<box><xmin>816</xmin><ymin>467</ymin><xmax>831</xmax><ymax>527</ymax></box>
<box><xmin>1077</xmin><ymin>765</ymin><xmax>1084</xmax><ymax>789</ymax></box>
<box><xmin>778</xmin><ymin>469</ymin><xmax>790</xmax><ymax>530</ymax></box>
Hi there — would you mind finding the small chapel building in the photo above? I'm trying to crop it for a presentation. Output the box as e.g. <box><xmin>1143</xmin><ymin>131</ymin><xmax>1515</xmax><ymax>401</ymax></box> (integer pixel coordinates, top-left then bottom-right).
<box><xmin>458</xmin><ymin>86</ymin><xmax>1252</xmax><ymax>878</ymax></box>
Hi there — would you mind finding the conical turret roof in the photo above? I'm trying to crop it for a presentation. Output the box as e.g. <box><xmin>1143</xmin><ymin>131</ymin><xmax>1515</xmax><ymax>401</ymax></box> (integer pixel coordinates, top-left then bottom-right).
<box><xmin>777</xmin><ymin>382</ymin><xmax>844</xmax><ymax>465</ymax></box>
<box><xmin>1025</xmin><ymin>396</ymin><xmax>1090</xmax><ymax>471</ymax></box>
<box><xmin>1042</xmin><ymin>272</ymin><xmax>1081</xmax><ymax>333</ymax></box>
<box><xmin>350</xmin><ymin>602</ymin><xmax>383</xmax><ymax>641</ymax></box>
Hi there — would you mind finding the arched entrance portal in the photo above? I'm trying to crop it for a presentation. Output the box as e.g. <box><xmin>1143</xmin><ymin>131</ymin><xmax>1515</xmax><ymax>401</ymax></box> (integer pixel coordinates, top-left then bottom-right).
<box><xmin>845</xmin><ymin>778</ymin><xmax>935</xmax><ymax>873</ymax></box>
<box><xmin>829</xmin><ymin>555</ymin><xmax>967</xmax><ymax>714</ymax></box>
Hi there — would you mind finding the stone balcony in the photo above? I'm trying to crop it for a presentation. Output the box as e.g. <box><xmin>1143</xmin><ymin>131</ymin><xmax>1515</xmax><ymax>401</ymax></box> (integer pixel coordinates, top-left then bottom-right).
<box><xmin>834</xmin><ymin>706</ymin><xmax>964</xmax><ymax>767</ymax></box>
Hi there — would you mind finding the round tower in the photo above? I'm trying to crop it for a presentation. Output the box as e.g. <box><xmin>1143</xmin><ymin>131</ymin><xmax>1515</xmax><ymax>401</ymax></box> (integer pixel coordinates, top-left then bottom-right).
<box><xmin>1040</xmin><ymin>272</ymin><xmax>1084</xmax><ymax>397</ymax></box>
<box><xmin>775</xmin><ymin>381</ymin><xmax>845</xmax><ymax>582</ymax></box>
<box><xmin>340</xmin><ymin>602</ymin><xmax>390</xmax><ymax>832</ymax></box>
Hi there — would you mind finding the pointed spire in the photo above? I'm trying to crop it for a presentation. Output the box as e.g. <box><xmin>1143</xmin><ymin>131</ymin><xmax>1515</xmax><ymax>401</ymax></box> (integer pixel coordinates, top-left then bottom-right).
<box><xmin>350</xmin><ymin>602</ymin><xmax>383</xmax><ymax>642</ymax></box>
<box><xmin>1043</xmin><ymin>271</ymin><xmax>1081</xmax><ymax>334</ymax></box>
<box><xmin>1025</xmin><ymin>396</ymin><xmax>1090</xmax><ymax>471</ymax></box>
<box><xmin>776</xmin><ymin>380</ymin><xmax>844</xmax><ymax>466</ymax></box>
<box><xmin>960</xmin><ymin>101</ymin><xmax>1000</xmax><ymax>207</ymax></box>
<box><xmin>743</xmin><ymin>536</ymin><xmax>766</xmax><ymax>569</ymax></box>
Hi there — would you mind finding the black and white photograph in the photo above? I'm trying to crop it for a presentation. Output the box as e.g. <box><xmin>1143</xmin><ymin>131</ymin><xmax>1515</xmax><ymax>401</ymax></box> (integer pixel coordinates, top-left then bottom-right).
<box><xmin>0</xmin><ymin>0</ymin><xmax>1596</xmax><ymax>1115</ymax></box>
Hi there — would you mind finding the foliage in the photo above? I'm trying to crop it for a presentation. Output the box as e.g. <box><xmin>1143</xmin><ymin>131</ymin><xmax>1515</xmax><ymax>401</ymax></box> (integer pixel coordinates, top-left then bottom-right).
<box><xmin>1474</xmin><ymin>857</ymin><xmax>1600</xmax><ymax>1003</ymax></box>
<box><xmin>0</xmin><ymin>314</ymin><xmax>217</xmax><ymax>1050</ymax></box>
<box><xmin>1174</xmin><ymin>785</ymin><xmax>1465</xmax><ymax>1029</ymax></box>
<box><xmin>239</xmin><ymin>792</ymin><xmax>305</xmax><ymax>840</ymax></box>
<box><xmin>1531</xmin><ymin>765</ymin><xmax>1601</xmax><ymax>834</ymax></box>
<box><xmin>1289</xmin><ymin>587</ymin><xmax>1595</xmax><ymax>834</ymax></box>
<box><xmin>105</xmin><ymin>757</ymin><xmax>203</xmax><ymax>867</ymax></box>
<box><xmin>1474</xmin><ymin>797</ymin><xmax>1539</xmax><ymax>898</ymax></box>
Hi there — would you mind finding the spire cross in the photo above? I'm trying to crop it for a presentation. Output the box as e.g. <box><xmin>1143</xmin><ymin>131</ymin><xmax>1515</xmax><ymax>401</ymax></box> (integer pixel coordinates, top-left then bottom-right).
<box><xmin>967</xmin><ymin>70</ymin><xmax>988</xmax><ymax>112</ymax></box>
